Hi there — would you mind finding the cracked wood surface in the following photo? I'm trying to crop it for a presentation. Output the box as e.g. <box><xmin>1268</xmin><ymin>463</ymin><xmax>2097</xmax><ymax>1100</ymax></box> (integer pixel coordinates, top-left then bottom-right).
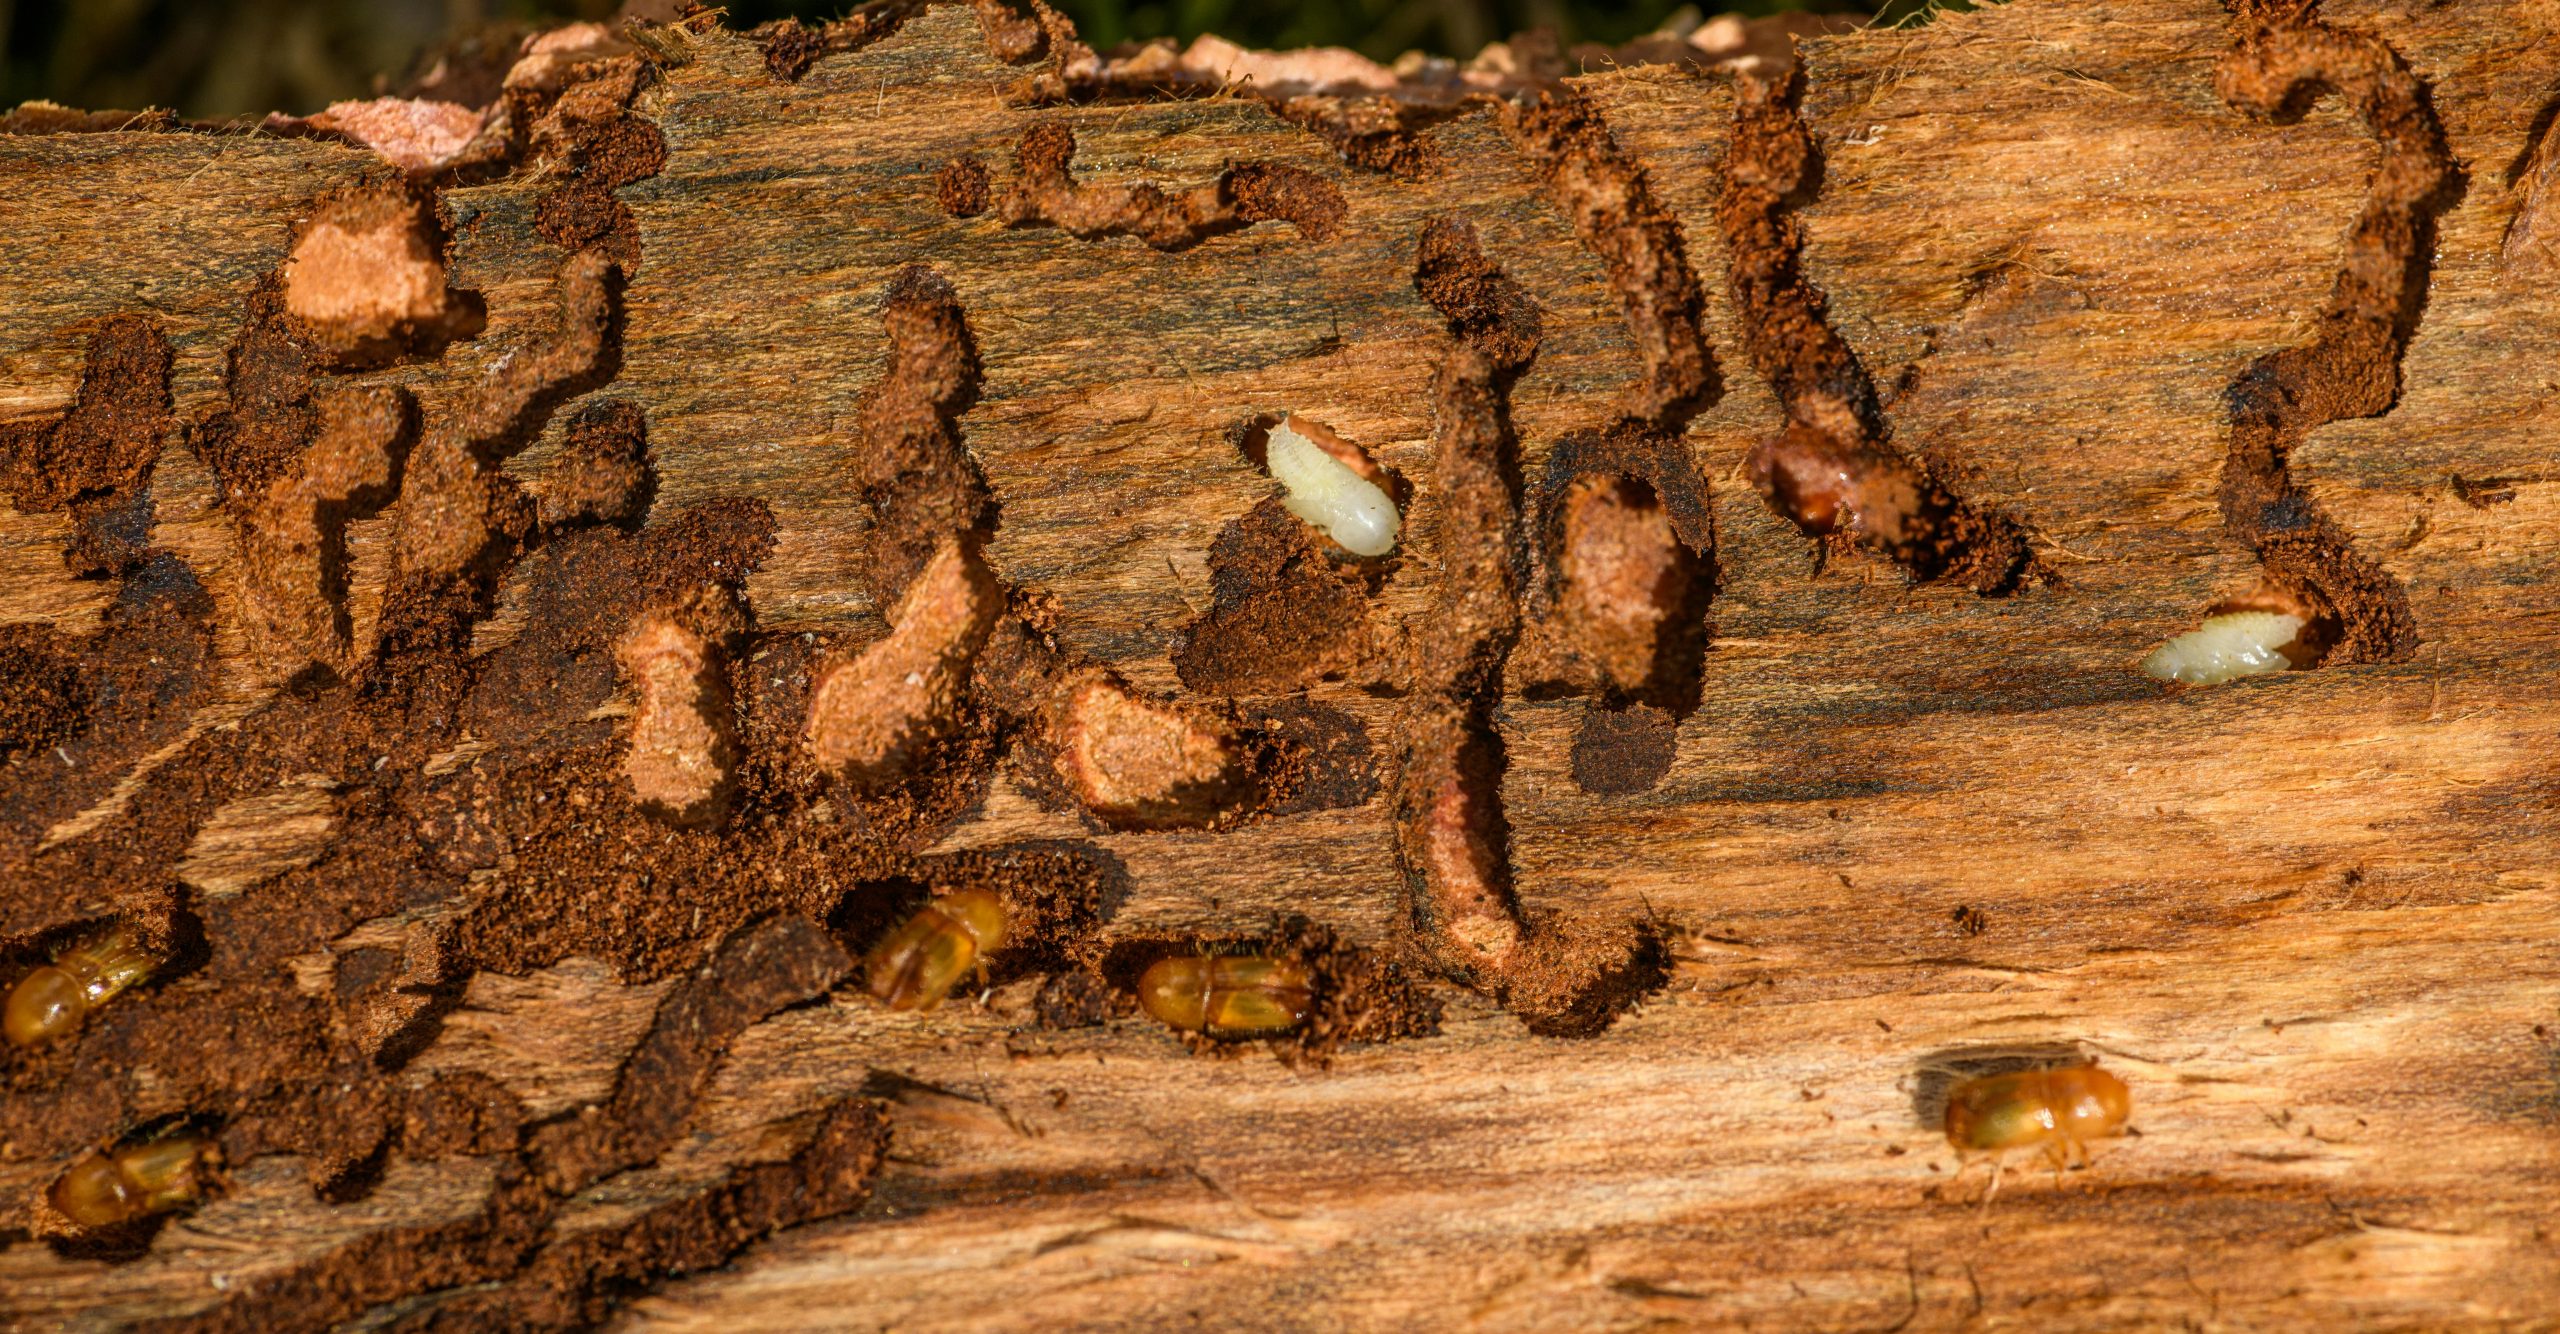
<box><xmin>5</xmin><ymin>0</ymin><xmax>2560</xmax><ymax>1328</ymax></box>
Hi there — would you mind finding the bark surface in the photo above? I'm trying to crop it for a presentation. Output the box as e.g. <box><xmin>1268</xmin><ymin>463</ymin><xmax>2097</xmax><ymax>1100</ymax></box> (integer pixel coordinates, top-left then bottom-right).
<box><xmin>3</xmin><ymin>0</ymin><xmax>2559</xmax><ymax>1328</ymax></box>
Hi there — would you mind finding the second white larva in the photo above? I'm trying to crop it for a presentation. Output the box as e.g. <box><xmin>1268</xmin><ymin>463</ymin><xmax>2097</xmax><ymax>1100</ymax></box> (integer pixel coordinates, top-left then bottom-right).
<box><xmin>1266</xmin><ymin>416</ymin><xmax>1399</xmax><ymax>558</ymax></box>
<box><xmin>2139</xmin><ymin>611</ymin><xmax>2306</xmax><ymax>685</ymax></box>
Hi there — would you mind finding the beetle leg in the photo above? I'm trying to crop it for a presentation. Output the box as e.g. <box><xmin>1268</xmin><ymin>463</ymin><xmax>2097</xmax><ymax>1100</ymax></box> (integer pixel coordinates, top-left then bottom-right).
<box><xmin>1976</xmin><ymin>1154</ymin><xmax>2005</xmax><ymax>1213</ymax></box>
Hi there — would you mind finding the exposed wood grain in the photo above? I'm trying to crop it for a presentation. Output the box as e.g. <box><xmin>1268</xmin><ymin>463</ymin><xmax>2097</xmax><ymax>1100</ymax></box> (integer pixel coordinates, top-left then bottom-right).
<box><xmin>4</xmin><ymin>0</ymin><xmax>2559</xmax><ymax>1328</ymax></box>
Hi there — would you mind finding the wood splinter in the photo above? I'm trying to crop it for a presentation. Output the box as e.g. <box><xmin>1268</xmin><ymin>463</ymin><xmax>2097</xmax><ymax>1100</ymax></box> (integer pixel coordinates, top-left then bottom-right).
<box><xmin>1050</xmin><ymin>672</ymin><xmax>1249</xmax><ymax>828</ymax></box>
<box><xmin>615</xmin><ymin>588</ymin><xmax>741</xmax><ymax>825</ymax></box>
<box><xmin>235</xmin><ymin>383</ymin><xmax>412</xmax><ymax>680</ymax></box>
<box><xmin>279</xmin><ymin>182</ymin><xmax>481</xmax><ymax>365</ymax></box>
<box><xmin>806</xmin><ymin>538</ymin><xmax>1001</xmax><ymax>786</ymax></box>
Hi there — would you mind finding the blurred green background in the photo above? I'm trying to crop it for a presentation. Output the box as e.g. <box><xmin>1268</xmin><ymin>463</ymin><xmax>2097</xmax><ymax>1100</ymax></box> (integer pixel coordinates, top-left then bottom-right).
<box><xmin>0</xmin><ymin>0</ymin><xmax>1893</xmax><ymax>121</ymax></box>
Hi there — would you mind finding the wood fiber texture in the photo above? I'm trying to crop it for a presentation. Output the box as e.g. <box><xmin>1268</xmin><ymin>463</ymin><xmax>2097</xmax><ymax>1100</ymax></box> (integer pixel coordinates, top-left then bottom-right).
<box><xmin>3</xmin><ymin>0</ymin><xmax>2559</xmax><ymax>1329</ymax></box>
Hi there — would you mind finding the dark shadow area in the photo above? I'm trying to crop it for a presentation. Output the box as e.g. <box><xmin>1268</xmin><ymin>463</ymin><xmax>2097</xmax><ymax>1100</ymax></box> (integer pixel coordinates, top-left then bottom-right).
<box><xmin>1907</xmin><ymin>1041</ymin><xmax>2087</xmax><ymax>1131</ymax></box>
<box><xmin>3</xmin><ymin>0</ymin><xmax>1874</xmax><ymax>120</ymax></box>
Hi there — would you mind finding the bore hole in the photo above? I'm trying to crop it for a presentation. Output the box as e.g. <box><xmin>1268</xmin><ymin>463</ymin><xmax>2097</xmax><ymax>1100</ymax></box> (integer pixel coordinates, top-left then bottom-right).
<box><xmin>1569</xmin><ymin>703</ymin><xmax>1678</xmax><ymax>796</ymax></box>
<box><xmin>3</xmin><ymin>911</ymin><xmax>204</xmax><ymax>1052</ymax></box>
<box><xmin>1229</xmin><ymin>412</ymin><xmax>1408</xmax><ymax>556</ymax></box>
<box><xmin>1094</xmin><ymin>934</ymin><xmax>1286</xmax><ymax>1001</ymax></box>
<box><xmin>1527</xmin><ymin>430</ymin><xmax>1718</xmax><ymax>719</ymax></box>
<box><xmin>2140</xmin><ymin>586</ymin><xmax>2337</xmax><ymax>685</ymax></box>
<box><xmin>1090</xmin><ymin>922</ymin><xmax>1438</xmax><ymax>1052</ymax></box>
<box><xmin>830</xmin><ymin>842</ymin><xmax>1126</xmax><ymax>1000</ymax></box>
<box><xmin>826</xmin><ymin>876</ymin><xmax>933</xmax><ymax>964</ymax></box>
<box><xmin>41</xmin><ymin>1111</ymin><xmax>223</xmax><ymax>1261</ymax></box>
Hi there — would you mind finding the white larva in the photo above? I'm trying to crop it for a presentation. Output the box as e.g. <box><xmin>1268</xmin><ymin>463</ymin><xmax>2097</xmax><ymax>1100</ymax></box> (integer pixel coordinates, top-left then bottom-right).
<box><xmin>1265</xmin><ymin>416</ymin><xmax>1399</xmax><ymax>558</ymax></box>
<box><xmin>2139</xmin><ymin>611</ymin><xmax>2307</xmax><ymax>685</ymax></box>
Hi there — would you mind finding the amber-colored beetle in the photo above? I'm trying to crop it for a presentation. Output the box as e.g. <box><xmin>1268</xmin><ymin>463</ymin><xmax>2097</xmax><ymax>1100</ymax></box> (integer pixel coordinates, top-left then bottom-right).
<box><xmin>1137</xmin><ymin>955</ymin><xmax>1315</xmax><ymax>1038</ymax></box>
<box><xmin>1942</xmin><ymin>1062</ymin><xmax>2132</xmax><ymax>1205</ymax></box>
<box><xmin>5</xmin><ymin>925</ymin><xmax>160</xmax><ymax>1046</ymax></box>
<box><xmin>864</xmin><ymin>890</ymin><xmax>1008</xmax><ymax>1011</ymax></box>
<box><xmin>50</xmin><ymin>1135</ymin><xmax>215</xmax><ymax>1228</ymax></box>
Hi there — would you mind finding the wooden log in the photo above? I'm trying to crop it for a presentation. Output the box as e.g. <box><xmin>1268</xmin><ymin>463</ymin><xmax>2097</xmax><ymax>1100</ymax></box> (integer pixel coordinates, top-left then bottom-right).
<box><xmin>3</xmin><ymin>0</ymin><xmax>2558</xmax><ymax>1327</ymax></box>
